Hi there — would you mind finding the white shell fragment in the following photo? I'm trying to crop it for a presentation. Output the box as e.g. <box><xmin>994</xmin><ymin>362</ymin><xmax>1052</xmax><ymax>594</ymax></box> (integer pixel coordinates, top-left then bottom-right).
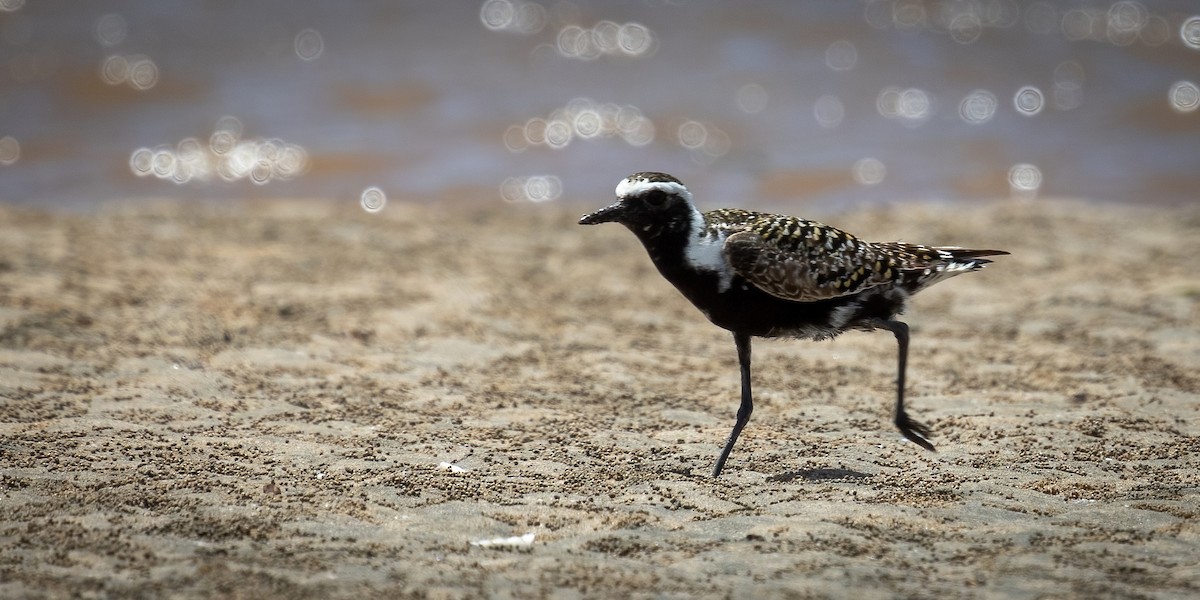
<box><xmin>469</xmin><ymin>532</ymin><xmax>536</xmax><ymax>548</ymax></box>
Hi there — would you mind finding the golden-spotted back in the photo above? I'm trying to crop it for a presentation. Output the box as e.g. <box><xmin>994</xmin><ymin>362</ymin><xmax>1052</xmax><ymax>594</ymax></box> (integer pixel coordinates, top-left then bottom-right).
<box><xmin>714</xmin><ymin>211</ymin><xmax>892</xmax><ymax>302</ymax></box>
<box><xmin>713</xmin><ymin>210</ymin><xmax>1004</xmax><ymax>303</ymax></box>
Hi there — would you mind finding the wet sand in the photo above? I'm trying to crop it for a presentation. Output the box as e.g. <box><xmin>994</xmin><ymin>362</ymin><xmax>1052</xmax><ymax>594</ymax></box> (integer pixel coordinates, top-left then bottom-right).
<box><xmin>0</xmin><ymin>198</ymin><xmax>1197</xmax><ymax>598</ymax></box>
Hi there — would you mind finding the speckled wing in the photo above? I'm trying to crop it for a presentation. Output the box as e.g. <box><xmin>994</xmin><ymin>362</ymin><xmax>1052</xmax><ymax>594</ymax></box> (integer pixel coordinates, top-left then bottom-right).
<box><xmin>721</xmin><ymin>215</ymin><xmax>898</xmax><ymax>302</ymax></box>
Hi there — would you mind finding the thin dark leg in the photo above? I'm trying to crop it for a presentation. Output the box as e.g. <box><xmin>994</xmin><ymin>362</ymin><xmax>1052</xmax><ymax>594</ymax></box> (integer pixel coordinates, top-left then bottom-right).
<box><xmin>876</xmin><ymin>320</ymin><xmax>935</xmax><ymax>451</ymax></box>
<box><xmin>713</xmin><ymin>331</ymin><xmax>753</xmax><ymax>477</ymax></box>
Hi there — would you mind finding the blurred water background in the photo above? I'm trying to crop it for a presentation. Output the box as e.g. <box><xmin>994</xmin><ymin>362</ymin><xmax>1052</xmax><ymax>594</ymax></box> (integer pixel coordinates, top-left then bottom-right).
<box><xmin>1</xmin><ymin>0</ymin><xmax>1198</xmax><ymax>212</ymax></box>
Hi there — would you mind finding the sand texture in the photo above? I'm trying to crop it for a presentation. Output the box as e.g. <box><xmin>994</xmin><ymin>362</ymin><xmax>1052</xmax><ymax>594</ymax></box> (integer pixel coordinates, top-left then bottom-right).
<box><xmin>1</xmin><ymin>199</ymin><xmax>1198</xmax><ymax>599</ymax></box>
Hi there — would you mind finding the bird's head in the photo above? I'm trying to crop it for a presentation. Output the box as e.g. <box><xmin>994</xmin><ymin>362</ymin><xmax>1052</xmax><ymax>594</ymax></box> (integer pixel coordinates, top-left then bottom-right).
<box><xmin>579</xmin><ymin>172</ymin><xmax>696</xmax><ymax>237</ymax></box>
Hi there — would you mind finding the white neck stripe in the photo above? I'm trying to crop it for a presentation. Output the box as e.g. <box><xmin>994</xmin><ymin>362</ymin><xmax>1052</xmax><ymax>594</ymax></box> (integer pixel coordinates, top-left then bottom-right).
<box><xmin>684</xmin><ymin>208</ymin><xmax>734</xmax><ymax>292</ymax></box>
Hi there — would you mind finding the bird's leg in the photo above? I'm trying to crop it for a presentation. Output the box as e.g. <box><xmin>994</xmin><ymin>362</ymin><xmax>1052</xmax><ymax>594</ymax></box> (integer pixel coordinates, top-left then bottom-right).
<box><xmin>713</xmin><ymin>331</ymin><xmax>754</xmax><ymax>477</ymax></box>
<box><xmin>875</xmin><ymin>320</ymin><xmax>935</xmax><ymax>451</ymax></box>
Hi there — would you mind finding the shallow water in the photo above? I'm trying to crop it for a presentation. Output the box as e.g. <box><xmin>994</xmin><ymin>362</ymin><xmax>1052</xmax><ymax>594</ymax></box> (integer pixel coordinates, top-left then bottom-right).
<box><xmin>1</xmin><ymin>1</ymin><xmax>1198</xmax><ymax>211</ymax></box>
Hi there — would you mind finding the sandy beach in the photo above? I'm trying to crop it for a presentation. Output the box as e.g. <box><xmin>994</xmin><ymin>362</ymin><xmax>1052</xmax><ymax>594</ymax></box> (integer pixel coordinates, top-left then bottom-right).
<box><xmin>0</xmin><ymin>197</ymin><xmax>1197</xmax><ymax>599</ymax></box>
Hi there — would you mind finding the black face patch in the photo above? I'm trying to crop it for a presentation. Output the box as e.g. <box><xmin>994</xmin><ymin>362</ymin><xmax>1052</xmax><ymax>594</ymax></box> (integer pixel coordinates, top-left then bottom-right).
<box><xmin>643</xmin><ymin>189</ymin><xmax>668</xmax><ymax>207</ymax></box>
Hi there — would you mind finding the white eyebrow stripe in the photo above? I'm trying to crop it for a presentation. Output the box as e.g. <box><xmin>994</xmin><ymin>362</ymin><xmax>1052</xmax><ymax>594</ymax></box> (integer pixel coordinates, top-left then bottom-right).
<box><xmin>615</xmin><ymin>178</ymin><xmax>692</xmax><ymax>201</ymax></box>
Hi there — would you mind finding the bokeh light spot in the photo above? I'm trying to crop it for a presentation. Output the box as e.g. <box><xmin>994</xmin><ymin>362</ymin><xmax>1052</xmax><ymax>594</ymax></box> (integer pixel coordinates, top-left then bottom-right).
<box><xmin>617</xmin><ymin>23</ymin><xmax>654</xmax><ymax>56</ymax></box>
<box><xmin>0</xmin><ymin>136</ymin><xmax>20</xmax><ymax>165</ymax></box>
<box><xmin>523</xmin><ymin>118</ymin><xmax>547</xmax><ymax>146</ymax></box>
<box><xmin>512</xmin><ymin>2</ymin><xmax>547</xmax><ymax>34</ymax></box>
<box><xmin>209</xmin><ymin>130</ymin><xmax>236</xmax><ymax>155</ymax></box>
<box><xmin>949</xmin><ymin>13</ymin><xmax>982</xmax><ymax>44</ymax></box>
<box><xmin>0</xmin><ymin>0</ymin><xmax>25</xmax><ymax>13</ymax></box>
<box><xmin>151</xmin><ymin>147</ymin><xmax>176</xmax><ymax>178</ymax></box>
<box><xmin>864</xmin><ymin>0</ymin><xmax>892</xmax><ymax>29</ymax></box>
<box><xmin>876</xmin><ymin>86</ymin><xmax>902</xmax><ymax>118</ymax></box>
<box><xmin>556</xmin><ymin>25</ymin><xmax>588</xmax><ymax>59</ymax></box>
<box><xmin>896</xmin><ymin>88</ymin><xmax>932</xmax><ymax>124</ymax></box>
<box><xmin>736</xmin><ymin>83</ymin><xmax>768</xmax><ymax>114</ymax></box>
<box><xmin>702</xmin><ymin>127</ymin><xmax>731</xmax><ymax>158</ymax></box>
<box><xmin>172</xmin><ymin>162</ymin><xmax>194</xmax><ymax>184</ymax></box>
<box><xmin>892</xmin><ymin>0</ymin><xmax>927</xmax><ymax>29</ymax></box>
<box><xmin>1008</xmin><ymin>163</ymin><xmax>1042</xmax><ymax>198</ymax></box>
<box><xmin>500</xmin><ymin>175</ymin><xmax>562</xmax><ymax>203</ymax></box>
<box><xmin>1106</xmin><ymin>1</ymin><xmax>1146</xmax><ymax>43</ymax></box>
<box><xmin>573</xmin><ymin>109</ymin><xmax>602</xmax><ymax>138</ymax></box>
<box><xmin>502</xmin><ymin>125</ymin><xmax>528</xmax><ymax>152</ymax></box>
<box><xmin>508</xmin><ymin>98</ymin><xmax>653</xmax><ymax>151</ymax></box>
<box><xmin>256</xmin><ymin>139</ymin><xmax>283</xmax><ymax>163</ymax></box>
<box><xmin>129</xmin><ymin>147</ymin><xmax>153</xmax><ymax>175</ymax></box>
<box><xmin>959</xmin><ymin>89</ymin><xmax>997</xmax><ymax>124</ymax></box>
<box><xmin>1182</xmin><ymin>16</ymin><xmax>1200</xmax><ymax>49</ymax></box>
<box><xmin>99</xmin><ymin>54</ymin><xmax>161</xmax><ymax>91</ymax></box>
<box><xmin>524</xmin><ymin>175</ymin><xmax>562</xmax><ymax>202</ymax></box>
<box><xmin>250</xmin><ymin>160</ymin><xmax>273</xmax><ymax>185</ymax></box>
<box><xmin>500</xmin><ymin>177</ymin><xmax>525</xmax><ymax>203</ymax></box>
<box><xmin>852</xmin><ymin>158</ymin><xmax>886</xmax><ymax>185</ymax></box>
<box><xmin>131</xmin><ymin>120</ymin><xmax>307</xmax><ymax>185</ymax></box>
<box><xmin>100</xmin><ymin>55</ymin><xmax>130</xmax><ymax>85</ymax></box>
<box><xmin>294</xmin><ymin>29</ymin><xmax>324</xmax><ymax>61</ymax></box>
<box><xmin>1014</xmin><ymin>86</ymin><xmax>1044</xmax><ymax>115</ymax></box>
<box><xmin>480</xmin><ymin>0</ymin><xmax>545</xmax><ymax>35</ymax></box>
<box><xmin>215</xmin><ymin>116</ymin><xmax>243</xmax><ymax>138</ymax></box>
<box><xmin>223</xmin><ymin>144</ymin><xmax>255</xmax><ymax>182</ymax></box>
<box><xmin>873</xmin><ymin>87</ymin><xmax>935</xmax><ymax>124</ymax></box>
<box><xmin>813</xmin><ymin>95</ymin><xmax>845</xmax><ymax>128</ymax></box>
<box><xmin>555</xmin><ymin>21</ymin><xmax>654</xmax><ymax>60</ymax></box>
<box><xmin>275</xmin><ymin>145</ymin><xmax>308</xmax><ymax>179</ymax></box>
<box><xmin>176</xmin><ymin>137</ymin><xmax>204</xmax><ymax>161</ymax></box>
<box><xmin>592</xmin><ymin>20</ymin><xmax>620</xmax><ymax>54</ymax></box>
<box><xmin>1169</xmin><ymin>81</ymin><xmax>1200</xmax><ymax>113</ymax></box>
<box><xmin>825</xmin><ymin>40</ymin><xmax>857</xmax><ymax>71</ymax></box>
<box><xmin>544</xmin><ymin>119</ymin><xmax>573</xmax><ymax>148</ymax></box>
<box><xmin>127</xmin><ymin>55</ymin><xmax>159</xmax><ymax>90</ymax></box>
<box><xmin>1061</xmin><ymin>9</ymin><xmax>1100</xmax><ymax>42</ymax></box>
<box><xmin>620</xmin><ymin>114</ymin><xmax>655</xmax><ymax>146</ymax></box>
<box><xmin>95</xmin><ymin>13</ymin><xmax>127</xmax><ymax>47</ymax></box>
<box><xmin>480</xmin><ymin>0</ymin><xmax>516</xmax><ymax>31</ymax></box>
<box><xmin>677</xmin><ymin>121</ymin><xmax>708</xmax><ymax>149</ymax></box>
<box><xmin>360</xmin><ymin>187</ymin><xmax>387</xmax><ymax>213</ymax></box>
<box><xmin>673</xmin><ymin>120</ymin><xmax>729</xmax><ymax>164</ymax></box>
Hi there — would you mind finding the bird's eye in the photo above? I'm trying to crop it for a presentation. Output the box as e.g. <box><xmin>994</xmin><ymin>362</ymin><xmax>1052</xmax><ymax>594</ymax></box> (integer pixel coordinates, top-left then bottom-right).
<box><xmin>644</xmin><ymin>190</ymin><xmax>668</xmax><ymax>207</ymax></box>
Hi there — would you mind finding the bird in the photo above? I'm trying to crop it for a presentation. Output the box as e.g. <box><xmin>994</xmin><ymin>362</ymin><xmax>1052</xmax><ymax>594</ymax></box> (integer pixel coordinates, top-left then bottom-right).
<box><xmin>579</xmin><ymin>172</ymin><xmax>1008</xmax><ymax>477</ymax></box>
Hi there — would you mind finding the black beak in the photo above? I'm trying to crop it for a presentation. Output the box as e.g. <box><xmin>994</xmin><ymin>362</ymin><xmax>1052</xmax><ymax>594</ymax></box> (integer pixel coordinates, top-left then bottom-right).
<box><xmin>579</xmin><ymin>200</ymin><xmax>625</xmax><ymax>225</ymax></box>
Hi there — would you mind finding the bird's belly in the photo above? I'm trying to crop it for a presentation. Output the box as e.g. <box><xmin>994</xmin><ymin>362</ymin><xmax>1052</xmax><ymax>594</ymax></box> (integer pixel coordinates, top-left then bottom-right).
<box><xmin>662</xmin><ymin>271</ymin><xmax>830</xmax><ymax>338</ymax></box>
<box><xmin>709</xmin><ymin>286</ymin><xmax>843</xmax><ymax>339</ymax></box>
<box><xmin>658</xmin><ymin>265</ymin><xmax>909</xmax><ymax>339</ymax></box>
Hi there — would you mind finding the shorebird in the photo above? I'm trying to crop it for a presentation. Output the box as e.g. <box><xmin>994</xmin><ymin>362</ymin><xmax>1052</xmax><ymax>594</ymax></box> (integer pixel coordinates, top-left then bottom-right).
<box><xmin>580</xmin><ymin>172</ymin><xmax>1007</xmax><ymax>477</ymax></box>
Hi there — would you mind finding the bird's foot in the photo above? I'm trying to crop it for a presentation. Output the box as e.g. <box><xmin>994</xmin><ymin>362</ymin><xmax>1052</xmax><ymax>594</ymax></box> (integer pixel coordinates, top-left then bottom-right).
<box><xmin>896</xmin><ymin>410</ymin><xmax>935</xmax><ymax>451</ymax></box>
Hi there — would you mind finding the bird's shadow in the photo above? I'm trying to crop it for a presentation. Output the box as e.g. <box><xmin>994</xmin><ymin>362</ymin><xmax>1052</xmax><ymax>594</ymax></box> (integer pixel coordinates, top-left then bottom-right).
<box><xmin>766</xmin><ymin>467</ymin><xmax>873</xmax><ymax>483</ymax></box>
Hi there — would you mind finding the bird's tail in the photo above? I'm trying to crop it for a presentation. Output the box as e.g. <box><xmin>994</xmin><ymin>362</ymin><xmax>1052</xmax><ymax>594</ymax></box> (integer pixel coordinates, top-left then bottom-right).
<box><xmin>934</xmin><ymin>247</ymin><xmax>1010</xmax><ymax>269</ymax></box>
<box><xmin>875</xmin><ymin>243</ymin><xmax>1009</xmax><ymax>291</ymax></box>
